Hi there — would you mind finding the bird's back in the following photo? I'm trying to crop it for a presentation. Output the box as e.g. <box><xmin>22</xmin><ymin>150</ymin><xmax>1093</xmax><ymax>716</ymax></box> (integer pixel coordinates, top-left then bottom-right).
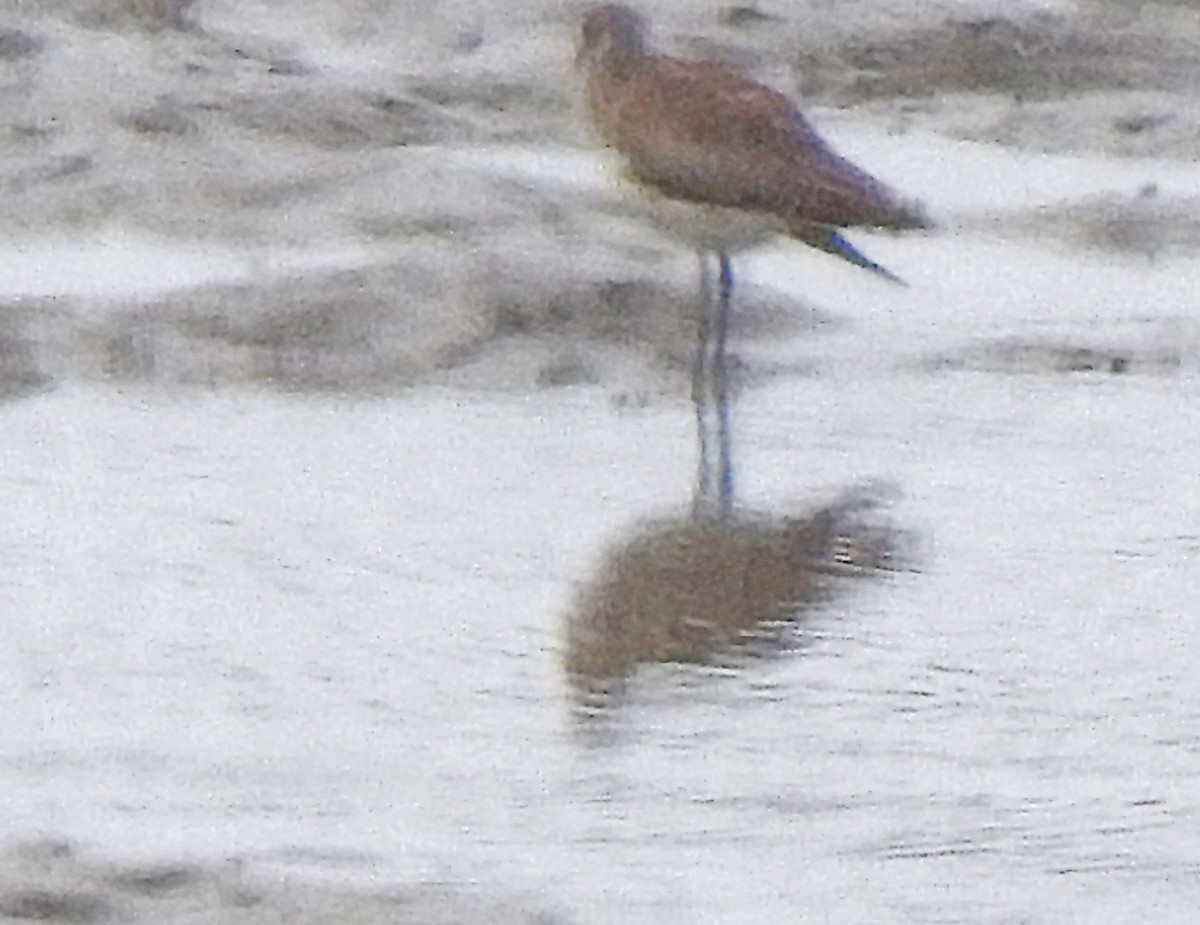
<box><xmin>584</xmin><ymin>34</ymin><xmax>928</xmax><ymax>234</ymax></box>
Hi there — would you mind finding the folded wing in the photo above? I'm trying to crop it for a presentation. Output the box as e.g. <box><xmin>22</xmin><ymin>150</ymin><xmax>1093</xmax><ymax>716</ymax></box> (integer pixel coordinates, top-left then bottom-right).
<box><xmin>606</xmin><ymin>57</ymin><xmax>929</xmax><ymax>233</ymax></box>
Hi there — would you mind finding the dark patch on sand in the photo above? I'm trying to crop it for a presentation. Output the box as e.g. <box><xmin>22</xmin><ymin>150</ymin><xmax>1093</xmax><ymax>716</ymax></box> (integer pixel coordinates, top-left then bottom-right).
<box><xmin>796</xmin><ymin>9</ymin><xmax>1200</xmax><ymax>103</ymax></box>
<box><xmin>0</xmin><ymin>890</ymin><xmax>113</xmax><ymax>923</ymax></box>
<box><xmin>105</xmin><ymin>866</ymin><xmax>203</xmax><ymax>896</ymax></box>
<box><xmin>1013</xmin><ymin>187</ymin><xmax>1200</xmax><ymax>259</ymax></box>
<box><xmin>0</xmin><ymin>839</ymin><xmax>574</xmax><ymax>925</ymax></box>
<box><xmin>23</xmin><ymin>0</ymin><xmax>196</xmax><ymax>32</ymax></box>
<box><xmin>0</xmin><ymin>28</ymin><xmax>44</xmax><ymax>60</ymax></box>
<box><xmin>925</xmin><ymin>337</ymin><xmax>1180</xmax><ymax>377</ymax></box>
<box><xmin>0</xmin><ymin>241</ymin><xmax>828</xmax><ymax>399</ymax></box>
<box><xmin>789</xmin><ymin>6</ymin><xmax>1200</xmax><ymax>157</ymax></box>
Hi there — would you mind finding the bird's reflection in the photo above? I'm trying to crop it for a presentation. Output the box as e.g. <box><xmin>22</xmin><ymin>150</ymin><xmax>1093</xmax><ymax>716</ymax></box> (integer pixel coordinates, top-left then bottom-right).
<box><xmin>563</xmin><ymin>244</ymin><xmax>907</xmax><ymax>707</ymax></box>
<box><xmin>563</xmin><ymin>481</ymin><xmax>904</xmax><ymax>706</ymax></box>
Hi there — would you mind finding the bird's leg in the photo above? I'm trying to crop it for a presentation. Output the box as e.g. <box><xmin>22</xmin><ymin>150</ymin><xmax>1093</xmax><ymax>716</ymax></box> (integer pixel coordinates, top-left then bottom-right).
<box><xmin>692</xmin><ymin>250</ymin><xmax>715</xmax><ymax>517</ymax></box>
<box><xmin>714</xmin><ymin>250</ymin><xmax>734</xmax><ymax>518</ymax></box>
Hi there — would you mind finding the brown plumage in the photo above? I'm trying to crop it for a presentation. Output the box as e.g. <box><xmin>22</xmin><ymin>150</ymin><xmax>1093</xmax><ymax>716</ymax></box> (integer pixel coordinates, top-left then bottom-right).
<box><xmin>576</xmin><ymin>5</ymin><xmax>929</xmax><ymax>518</ymax></box>
<box><xmin>578</xmin><ymin>3</ymin><xmax>929</xmax><ymax>274</ymax></box>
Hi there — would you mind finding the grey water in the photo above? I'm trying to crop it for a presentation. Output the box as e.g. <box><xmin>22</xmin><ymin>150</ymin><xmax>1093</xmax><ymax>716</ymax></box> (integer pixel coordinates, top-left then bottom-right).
<box><xmin>4</xmin><ymin>306</ymin><xmax>1199</xmax><ymax>924</ymax></box>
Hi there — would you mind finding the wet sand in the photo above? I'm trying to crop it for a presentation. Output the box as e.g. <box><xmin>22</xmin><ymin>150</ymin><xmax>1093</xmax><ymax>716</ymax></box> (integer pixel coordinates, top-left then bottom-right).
<box><xmin>3</xmin><ymin>0</ymin><xmax>1200</xmax><ymax>397</ymax></box>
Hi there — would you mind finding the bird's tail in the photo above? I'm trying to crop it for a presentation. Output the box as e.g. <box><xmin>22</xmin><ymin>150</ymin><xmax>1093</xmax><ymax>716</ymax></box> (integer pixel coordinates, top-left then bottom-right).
<box><xmin>790</xmin><ymin>222</ymin><xmax>907</xmax><ymax>285</ymax></box>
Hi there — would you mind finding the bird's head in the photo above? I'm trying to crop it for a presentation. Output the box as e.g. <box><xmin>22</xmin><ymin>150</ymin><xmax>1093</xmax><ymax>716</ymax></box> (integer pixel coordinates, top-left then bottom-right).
<box><xmin>577</xmin><ymin>3</ymin><xmax>647</xmax><ymax>71</ymax></box>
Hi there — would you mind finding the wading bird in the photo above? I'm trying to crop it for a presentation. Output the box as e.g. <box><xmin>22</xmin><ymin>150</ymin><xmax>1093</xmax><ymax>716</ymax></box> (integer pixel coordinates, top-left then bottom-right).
<box><xmin>577</xmin><ymin>4</ymin><xmax>929</xmax><ymax>517</ymax></box>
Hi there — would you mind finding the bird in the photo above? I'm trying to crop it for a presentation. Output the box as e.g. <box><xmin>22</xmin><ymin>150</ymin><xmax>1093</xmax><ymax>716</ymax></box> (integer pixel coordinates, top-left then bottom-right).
<box><xmin>576</xmin><ymin>4</ymin><xmax>929</xmax><ymax>518</ymax></box>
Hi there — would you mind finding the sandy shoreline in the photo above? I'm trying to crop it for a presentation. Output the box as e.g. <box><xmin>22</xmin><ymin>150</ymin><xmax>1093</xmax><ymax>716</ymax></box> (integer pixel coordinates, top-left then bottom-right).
<box><xmin>2</xmin><ymin>0</ymin><xmax>1199</xmax><ymax>398</ymax></box>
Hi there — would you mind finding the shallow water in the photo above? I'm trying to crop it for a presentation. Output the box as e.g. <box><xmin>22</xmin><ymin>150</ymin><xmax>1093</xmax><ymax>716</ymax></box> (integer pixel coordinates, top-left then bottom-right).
<box><xmin>4</xmin><ymin>241</ymin><xmax>1200</xmax><ymax>922</ymax></box>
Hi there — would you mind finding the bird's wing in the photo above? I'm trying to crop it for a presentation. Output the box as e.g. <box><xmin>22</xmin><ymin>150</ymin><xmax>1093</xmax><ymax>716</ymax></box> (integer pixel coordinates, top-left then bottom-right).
<box><xmin>610</xmin><ymin>58</ymin><xmax>926</xmax><ymax>231</ymax></box>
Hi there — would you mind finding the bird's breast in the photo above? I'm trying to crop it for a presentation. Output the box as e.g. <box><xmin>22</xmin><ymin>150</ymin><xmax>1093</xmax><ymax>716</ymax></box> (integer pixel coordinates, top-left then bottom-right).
<box><xmin>610</xmin><ymin>159</ymin><xmax>785</xmax><ymax>252</ymax></box>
